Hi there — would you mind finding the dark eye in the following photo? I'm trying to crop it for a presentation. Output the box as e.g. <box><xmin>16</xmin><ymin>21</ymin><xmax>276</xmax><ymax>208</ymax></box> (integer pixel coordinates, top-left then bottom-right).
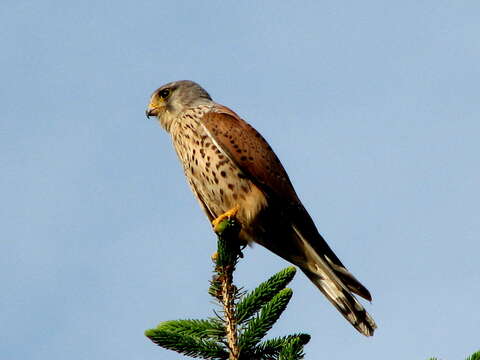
<box><xmin>159</xmin><ymin>89</ymin><xmax>170</xmax><ymax>99</ymax></box>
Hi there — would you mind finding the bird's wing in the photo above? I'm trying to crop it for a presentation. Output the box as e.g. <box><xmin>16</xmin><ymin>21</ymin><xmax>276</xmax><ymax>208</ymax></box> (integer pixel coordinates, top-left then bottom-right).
<box><xmin>200</xmin><ymin>105</ymin><xmax>372</xmax><ymax>299</ymax></box>
<box><xmin>199</xmin><ymin>104</ymin><xmax>300</xmax><ymax>206</ymax></box>
<box><xmin>200</xmin><ymin>105</ymin><xmax>376</xmax><ymax>336</ymax></box>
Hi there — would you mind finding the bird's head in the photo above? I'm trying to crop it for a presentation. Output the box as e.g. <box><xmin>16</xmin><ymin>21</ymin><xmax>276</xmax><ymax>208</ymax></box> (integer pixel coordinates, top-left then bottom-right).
<box><xmin>146</xmin><ymin>80</ymin><xmax>213</xmax><ymax>131</ymax></box>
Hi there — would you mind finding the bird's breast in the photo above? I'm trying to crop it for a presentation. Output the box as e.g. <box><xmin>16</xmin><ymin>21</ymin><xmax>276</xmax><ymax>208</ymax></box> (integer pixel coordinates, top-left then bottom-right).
<box><xmin>170</xmin><ymin>108</ymin><xmax>267</xmax><ymax>228</ymax></box>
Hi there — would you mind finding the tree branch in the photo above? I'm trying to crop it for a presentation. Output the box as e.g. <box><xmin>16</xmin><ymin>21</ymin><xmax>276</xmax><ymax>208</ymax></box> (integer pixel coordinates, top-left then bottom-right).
<box><xmin>213</xmin><ymin>218</ymin><xmax>243</xmax><ymax>360</ymax></box>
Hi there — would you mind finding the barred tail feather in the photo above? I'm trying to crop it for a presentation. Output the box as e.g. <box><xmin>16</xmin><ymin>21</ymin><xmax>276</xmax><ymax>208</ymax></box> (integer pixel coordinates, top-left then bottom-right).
<box><xmin>293</xmin><ymin>226</ymin><xmax>377</xmax><ymax>336</ymax></box>
<box><xmin>303</xmin><ymin>270</ymin><xmax>377</xmax><ymax>336</ymax></box>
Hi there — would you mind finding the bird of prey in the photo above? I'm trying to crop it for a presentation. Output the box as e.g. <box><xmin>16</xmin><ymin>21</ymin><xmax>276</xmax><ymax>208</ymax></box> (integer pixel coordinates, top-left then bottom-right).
<box><xmin>146</xmin><ymin>80</ymin><xmax>376</xmax><ymax>336</ymax></box>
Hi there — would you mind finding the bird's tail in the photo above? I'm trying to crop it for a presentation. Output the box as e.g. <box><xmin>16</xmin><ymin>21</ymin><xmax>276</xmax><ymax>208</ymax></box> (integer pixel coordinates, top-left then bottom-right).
<box><xmin>293</xmin><ymin>226</ymin><xmax>377</xmax><ymax>336</ymax></box>
<box><xmin>303</xmin><ymin>269</ymin><xmax>377</xmax><ymax>336</ymax></box>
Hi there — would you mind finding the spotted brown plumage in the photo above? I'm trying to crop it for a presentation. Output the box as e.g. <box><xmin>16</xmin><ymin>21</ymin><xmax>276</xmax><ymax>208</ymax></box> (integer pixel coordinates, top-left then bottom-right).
<box><xmin>146</xmin><ymin>80</ymin><xmax>377</xmax><ymax>336</ymax></box>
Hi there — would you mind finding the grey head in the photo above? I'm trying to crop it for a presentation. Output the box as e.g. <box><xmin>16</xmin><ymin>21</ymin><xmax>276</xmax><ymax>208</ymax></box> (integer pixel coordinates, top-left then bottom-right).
<box><xmin>146</xmin><ymin>80</ymin><xmax>213</xmax><ymax>131</ymax></box>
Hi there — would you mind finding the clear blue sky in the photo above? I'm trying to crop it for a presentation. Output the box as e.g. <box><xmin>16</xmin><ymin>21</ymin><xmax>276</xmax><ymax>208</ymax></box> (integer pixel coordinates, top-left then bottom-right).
<box><xmin>1</xmin><ymin>1</ymin><xmax>479</xmax><ymax>359</ymax></box>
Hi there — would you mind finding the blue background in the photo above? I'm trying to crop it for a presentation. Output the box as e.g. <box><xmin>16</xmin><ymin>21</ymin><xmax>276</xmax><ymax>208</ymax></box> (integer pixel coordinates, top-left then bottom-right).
<box><xmin>1</xmin><ymin>1</ymin><xmax>479</xmax><ymax>359</ymax></box>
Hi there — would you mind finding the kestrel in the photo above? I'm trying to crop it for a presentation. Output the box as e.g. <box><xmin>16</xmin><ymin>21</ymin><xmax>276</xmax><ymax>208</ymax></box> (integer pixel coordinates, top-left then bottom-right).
<box><xmin>146</xmin><ymin>80</ymin><xmax>376</xmax><ymax>336</ymax></box>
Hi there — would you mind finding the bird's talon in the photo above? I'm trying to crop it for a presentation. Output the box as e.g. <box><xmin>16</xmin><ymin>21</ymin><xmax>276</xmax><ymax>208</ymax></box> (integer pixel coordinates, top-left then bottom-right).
<box><xmin>211</xmin><ymin>205</ymin><xmax>240</xmax><ymax>230</ymax></box>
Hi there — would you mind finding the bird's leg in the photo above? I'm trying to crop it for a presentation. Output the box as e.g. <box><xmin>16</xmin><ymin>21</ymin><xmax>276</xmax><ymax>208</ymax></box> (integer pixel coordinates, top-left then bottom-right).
<box><xmin>211</xmin><ymin>205</ymin><xmax>240</xmax><ymax>230</ymax></box>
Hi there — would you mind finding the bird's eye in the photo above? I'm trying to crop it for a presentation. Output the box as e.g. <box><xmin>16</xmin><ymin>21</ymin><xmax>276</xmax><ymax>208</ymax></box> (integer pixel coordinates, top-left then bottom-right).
<box><xmin>159</xmin><ymin>89</ymin><xmax>170</xmax><ymax>99</ymax></box>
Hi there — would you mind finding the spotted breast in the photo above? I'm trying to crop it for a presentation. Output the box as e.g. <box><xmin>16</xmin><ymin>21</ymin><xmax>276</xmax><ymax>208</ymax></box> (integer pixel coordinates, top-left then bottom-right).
<box><xmin>169</xmin><ymin>105</ymin><xmax>267</xmax><ymax>233</ymax></box>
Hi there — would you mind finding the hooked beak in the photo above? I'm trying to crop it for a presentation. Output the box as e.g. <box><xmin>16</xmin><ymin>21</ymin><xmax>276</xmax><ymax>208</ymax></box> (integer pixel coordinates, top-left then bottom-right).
<box><xmin>145</xmin><ymin>105</ymin><xmax>160</xmax><ymax>119</ymax></box>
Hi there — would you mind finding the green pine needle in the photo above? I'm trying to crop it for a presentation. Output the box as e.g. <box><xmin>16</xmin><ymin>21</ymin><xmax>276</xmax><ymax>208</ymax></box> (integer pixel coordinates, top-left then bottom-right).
<box><xmin>236</xmin><ymin>267</ymin><xmax>296</xmax><ymax>324</ymax></box>
<box><xmin>145</xmin><ymin>328</ymin><xmax>228</xmax><ymax>359</ymax></box>
<box><xmin>278</xmin><ymin>337</ymin><xmax>306</xmax><ymax>360</ymax></box>
<box><xmin>242</xmin><ymin>333</ymin><xmax>310</xmax><ymax>359</ymax></box>
<box><xmin>466</xmin><ymin>350</ymin><xmax>480</xmax><ymax>360</ymax></box>
<box><xmin>428</xmin><ymin>350</ymin><xmax>480</xmax><ymax>360</ymax></box>
<box><xmin>152</xmin><ymin>319</ymin><xmax>225</xmax><ymax>340</ymax></box>
<box><xmin>238</xmin><ymin>288</ymin><xmax>293</xmax><ymax>351</ymax></box>
<box><xmin>215</xmin><ymin>218</ymin><xmax>242</xmax><ymax>268</ymax></box>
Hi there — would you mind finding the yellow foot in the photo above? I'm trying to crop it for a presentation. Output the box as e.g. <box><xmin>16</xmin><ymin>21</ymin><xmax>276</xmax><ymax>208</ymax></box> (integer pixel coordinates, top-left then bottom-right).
<box><xmin>212</xmin><ymin>205</ymin><xmax>240</xmax><ymax>230</ymax></box>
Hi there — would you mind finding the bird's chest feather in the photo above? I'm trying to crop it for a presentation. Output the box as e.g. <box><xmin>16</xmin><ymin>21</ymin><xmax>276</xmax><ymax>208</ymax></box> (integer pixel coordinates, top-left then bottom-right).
<box><xmin>170</xmin><ymin>110</ymin><xmax>267</xmax><ymax>224</ymax></box>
